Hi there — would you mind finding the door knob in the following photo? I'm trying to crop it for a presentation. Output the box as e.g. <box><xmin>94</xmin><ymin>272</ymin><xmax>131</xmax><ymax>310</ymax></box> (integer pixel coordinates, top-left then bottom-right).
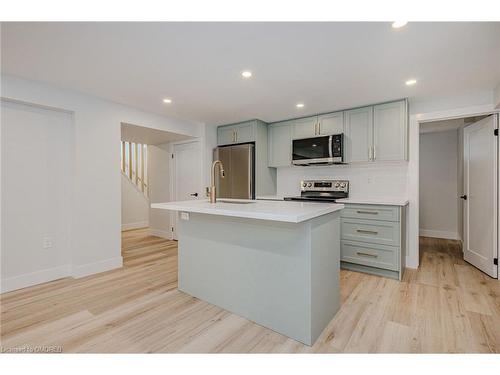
<box><xmin>460</xmin><ymin>195</ymin><xmax>467</xmax><ymax>200</ymax></box>
<box><xmin>190</xmin><ymin>192</ymin><xmax>198</xmax><ymax>197</ymax></box>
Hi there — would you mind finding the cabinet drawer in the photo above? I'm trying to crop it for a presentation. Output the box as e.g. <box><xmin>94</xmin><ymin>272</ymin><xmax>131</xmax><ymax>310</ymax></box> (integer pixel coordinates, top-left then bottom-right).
<box><xmin>341</xmin><ymin>218</ymin><xmax>400</xmax><ymax>247</ymax></box>
<box><xmin>341</xmin><ymin>204</ymin><xmax>399</xmax><ymax>222</ymax></box>
<box><xmin>341</xmin><ymin>240</ymin><xmax>399</xmax><ymax>271</ymax></box>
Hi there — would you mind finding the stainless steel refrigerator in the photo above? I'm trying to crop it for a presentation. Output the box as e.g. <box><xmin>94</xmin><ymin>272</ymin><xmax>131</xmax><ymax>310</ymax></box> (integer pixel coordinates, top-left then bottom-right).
<box><xmin>213</xmin><ymin>143</ymin><xmax>255</xmax><ymax>199</ymax></box>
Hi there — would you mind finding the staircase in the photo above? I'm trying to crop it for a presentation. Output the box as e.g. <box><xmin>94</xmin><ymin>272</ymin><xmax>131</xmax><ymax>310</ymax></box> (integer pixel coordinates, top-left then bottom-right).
<box><xmin>121</xmin><ymin>141</ymin><xmax>149</xmax><ymax>198</ymax></box>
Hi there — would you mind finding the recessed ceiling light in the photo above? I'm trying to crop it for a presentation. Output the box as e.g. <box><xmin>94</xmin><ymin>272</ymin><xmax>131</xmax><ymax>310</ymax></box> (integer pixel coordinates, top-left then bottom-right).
<box><xmin>392</xmin><ymin>21</ymin><xmax>408</xmax><ymax>29</ymax></box>
<box><xmin>163</xmin><ymin>98</ymin><xmax>172</xmax><ymax>104</ymax></box>
<box><xmin>296</xmin><ymin>103</ymin><xmax>304</xmax><ymax>108</ymax></box>
<box><xmin>241</xmin><ymin>71</ymin><xmax>252</xmax><ymax>78</ymax></box>
<box><xmin>405</xmin><ymin>79</ymin><xmax>417</xmax><ymax>86</ymax></box>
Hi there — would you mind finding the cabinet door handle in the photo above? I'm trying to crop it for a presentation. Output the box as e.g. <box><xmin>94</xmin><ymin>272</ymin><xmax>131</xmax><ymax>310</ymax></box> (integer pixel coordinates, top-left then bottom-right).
<box><xmin>368</xmin><ymin>146</ymin><xmax>372</xmax><ymax>160</ymax></box>
<box><xmin>356</xmin><ymin>229</ymin><xmax>379</xmax><ymax>235</ymax></box>
<box><xmin>356</xmin><ymin>210</ymin><xmax>379</xmax><ymax>215</ymax></box>
<box><xmin>356</xmin><ymin>252</ymin><xmax>378</xmax><ymax>258</ymax></box>
<box><xmin>373</xmin><ymin>146</ymin><xmax>376</xmax><ymax>160</ymax></box>
<box><xmin>318</xmin><ymin>122</ymin><xmax>321</xmax><ymax>135</ymax></box>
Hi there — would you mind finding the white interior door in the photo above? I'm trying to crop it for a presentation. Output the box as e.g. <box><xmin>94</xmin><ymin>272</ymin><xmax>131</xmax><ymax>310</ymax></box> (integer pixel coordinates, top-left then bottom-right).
<box><xmin>172</xmin><ymin>141</ymin><xmax>202</xmax><ymax>239</ymax></box>
<box><xmin>463</xmin><ymin>114</ymin><xmax>498</xmax><ymax>278</ymax></box>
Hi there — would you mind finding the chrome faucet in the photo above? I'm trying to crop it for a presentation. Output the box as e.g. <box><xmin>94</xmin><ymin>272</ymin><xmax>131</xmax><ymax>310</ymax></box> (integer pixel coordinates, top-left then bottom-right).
<box><xmin>209</xmin><ymin>160</ymin><xmax>225</xmax><ymax>203</ymax></box>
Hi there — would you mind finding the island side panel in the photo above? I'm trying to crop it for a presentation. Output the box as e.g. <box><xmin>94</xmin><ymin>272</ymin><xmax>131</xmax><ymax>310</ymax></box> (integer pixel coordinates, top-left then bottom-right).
<box><xmin>177</xmin><ymin>213</ymin><xmax>312</xmax><ymax>344</ymax></box>
<box><xmin>310</xmin><ymin>211</ymin><xmax>341</xmax><ymax>343</ymax></box>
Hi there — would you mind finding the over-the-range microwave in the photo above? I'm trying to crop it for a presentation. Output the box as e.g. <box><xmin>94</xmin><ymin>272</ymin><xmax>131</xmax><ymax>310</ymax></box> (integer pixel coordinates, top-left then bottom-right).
<box><xmin>292</xmin><ymin>133</ymin><xmax>345</xmax><ymax>166</ymax></box>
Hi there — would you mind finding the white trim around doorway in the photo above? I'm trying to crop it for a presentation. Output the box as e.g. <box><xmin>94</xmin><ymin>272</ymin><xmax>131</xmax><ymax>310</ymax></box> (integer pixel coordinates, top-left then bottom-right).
<box><xmin>408</xmin><ymin>103</ymin><xmax>499</xmax><ymax>271</ymax></box>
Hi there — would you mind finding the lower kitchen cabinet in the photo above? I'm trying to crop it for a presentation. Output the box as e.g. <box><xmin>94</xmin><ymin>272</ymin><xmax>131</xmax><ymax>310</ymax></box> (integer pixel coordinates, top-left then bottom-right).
<box><xmin>340</xmin><ymin>203</ymin><xmax>406</xmax><ymax>280</ymax></box>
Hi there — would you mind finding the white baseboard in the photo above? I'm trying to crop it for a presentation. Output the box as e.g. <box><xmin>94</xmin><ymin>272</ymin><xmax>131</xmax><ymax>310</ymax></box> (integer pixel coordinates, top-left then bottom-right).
<box><xmin>72</xmin><ymin>256</ymin><xmax>123</xmax><ymax>278</ymax></box>
<box><xmin>149</xmin><ymin>228</ymin><xmax>172</xmax><ymax>240</ymax></box>
<box><xmin>419</xmin><ymin>229</ymin><xmax>461</xmax><ymax>240</ymax></box>
<box><xmin>121</xmin><ymin>221</ymin><xmax>149</xmax><ymax>231</ymax></box>
<box><xmin>1</xmin><ymin>265</ymin><xmax>71</xmax><ymax>293</ymax></box>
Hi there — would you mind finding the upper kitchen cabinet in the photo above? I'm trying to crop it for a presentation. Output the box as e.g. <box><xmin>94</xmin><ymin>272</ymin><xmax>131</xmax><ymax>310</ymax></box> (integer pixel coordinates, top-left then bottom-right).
<box><xmin>292</xmin><ymin>116</ymin><xmax>318</xmax><ymax>139</ymax></box>
<box><xmin>216</xmin><ymin>119</ymin><xmax>277</xmax><ymax>196</ymax></box>
<box><xmin>344</xmin><ymin>106</ymin><xmax>373</xmax><ymax>163</ymax></box>
<box><xmin>218</xmin><ymin>126</ymin><xmax>237</xmax><ymax>146</ymax></box>
<box><xmin>317</xmin><ymin>112</ymin><xmax>344</xmax><ymax>135</ymax></box>
<box><xmin>268</xmin><ymin>120</ymin><xmax>293</xmax><ymax>167</ymax></box>
<box><xmin>372</xmin><ymin>100</ymin><xmax>407</xmax><ymax>161</ymax></box>
<box><xmin>217</xmin><ymin>120</ymin><xmax>255</xmax><ymax>145</ymax></box>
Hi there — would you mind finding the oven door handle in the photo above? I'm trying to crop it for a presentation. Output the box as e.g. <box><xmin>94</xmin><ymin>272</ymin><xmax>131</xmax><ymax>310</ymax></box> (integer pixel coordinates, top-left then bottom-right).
<box><xmin>328</xmin><ymin>135</ymin><xmax>333</xmax><ymax>158</ymax></box>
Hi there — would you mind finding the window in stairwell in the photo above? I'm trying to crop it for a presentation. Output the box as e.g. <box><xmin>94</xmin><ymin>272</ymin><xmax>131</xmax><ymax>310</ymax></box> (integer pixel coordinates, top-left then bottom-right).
<box><xmin>121</xmin><ymin>141</ymin><xmax>149</xmax><ymax>197</ymax></box>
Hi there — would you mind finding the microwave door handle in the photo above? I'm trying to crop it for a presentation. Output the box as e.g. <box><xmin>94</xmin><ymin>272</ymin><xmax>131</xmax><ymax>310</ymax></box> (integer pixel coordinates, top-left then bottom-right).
<box><xmin>328</xmin><ymin>136</ymin><xmax>333</xmax><ymax>158</ymax></box>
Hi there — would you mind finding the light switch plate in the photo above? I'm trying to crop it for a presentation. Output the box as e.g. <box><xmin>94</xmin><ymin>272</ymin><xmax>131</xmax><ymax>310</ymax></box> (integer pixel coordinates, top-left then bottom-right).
<box><xmin>43</xmin><ymin>237</ymin><xmax>53</xmax><ymax>249</ymax></box>
<box><xmin>180</xmin><ymin>212</ymin><xmax>190</xmax><ymax>221</ymax></box>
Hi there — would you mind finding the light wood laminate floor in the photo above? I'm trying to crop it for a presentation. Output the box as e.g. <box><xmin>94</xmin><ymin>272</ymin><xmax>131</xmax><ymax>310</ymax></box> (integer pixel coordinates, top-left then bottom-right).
<box><xmin>1</xmin><ymin>230</ymin><xmax>499</xmax><ymax>353</ymax></box>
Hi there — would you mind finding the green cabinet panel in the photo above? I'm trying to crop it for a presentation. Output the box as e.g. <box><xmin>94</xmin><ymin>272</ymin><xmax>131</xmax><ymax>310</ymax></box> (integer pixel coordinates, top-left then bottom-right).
<box><xmin>268</xmin><ymin>120</ymin><xmax>293</xmax><ymax>167</ymax></box>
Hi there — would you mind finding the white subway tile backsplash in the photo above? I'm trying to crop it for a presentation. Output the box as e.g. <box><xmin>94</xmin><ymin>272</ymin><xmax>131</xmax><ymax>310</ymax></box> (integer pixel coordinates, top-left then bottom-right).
<box><xmin>277</xmin><ymin>162</ymin><xmax>408</xmax><ymax>198</ymax></box>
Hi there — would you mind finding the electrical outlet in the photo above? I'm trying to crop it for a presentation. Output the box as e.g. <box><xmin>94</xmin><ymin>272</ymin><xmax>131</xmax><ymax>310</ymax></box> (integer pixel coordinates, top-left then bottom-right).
<box><xmin>180</xmin><ymin>212</ymin><xmax>190</xmax><ymax>221</ymax></box>
<box><xmin>43</xmin><ymin>237</ymin><xmax>53</xmax><ymax>249</ymax></box>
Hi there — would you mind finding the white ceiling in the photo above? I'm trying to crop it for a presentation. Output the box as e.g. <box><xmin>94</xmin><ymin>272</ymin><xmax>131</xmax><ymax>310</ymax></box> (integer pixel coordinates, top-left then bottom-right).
<box><xmin>121</xmin><ymin>122</ymin><xmax>191</xmax><ymax>145</ymax></box>
<box><xmin>2</xmin><ymin>22</ymin><xmax>500</xmax><ymax>125</ymax></box>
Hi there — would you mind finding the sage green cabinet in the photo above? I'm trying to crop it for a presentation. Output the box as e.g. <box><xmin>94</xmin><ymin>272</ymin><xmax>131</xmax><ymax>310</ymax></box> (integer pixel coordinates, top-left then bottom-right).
<box><xmin>217</xmin><ymin>121</ymin><xmax>255</xmax><ymax>145</ymax></box>
<box><xmin>344</xmin><ymin>106</ymin><xmax>373</xmax><ymax>163</ymax></box>
<box><xmin>218</xmin><ymin>126</ymin><xmax>237</xmax><ymax>146</ymax></box>
<box><xmin>216</xmin><ymin>120</ymin><xmax>276</xmax><ymax>197</ymax></box>
<box><xmin>373</xmin><ymin>101</ymin><xmax>407</xmax><ymax>161</ymax></box>
<box><xmin>317</xmin><ymin>112</ymin><xmax>344</xmax><ymax>135</ymax></box>
<box><xmin>292</xmin><ymin>112</ymin><xmax>344</xmax><ymax>139</ymax></box>
<box><xmin>268</xmin><ymin>120</ymin><xmax>293</xmax><ymax>167</ymax></box>
<box><xmin>292</xmin><ymin>116</ymin><xmax>318</xmax><ymax>139</ymax></box>
<box><xmin>344</xmin><ymin>100</ymin><xmax>408</xmax><ymax>163</ymax></box>
<box><xmin>234</xmin><ymin>122</ymin><xmax>255</xmax><ymax>144</ymax></box>
<box><xmin>340</xmin><ymin>203</ymin><xmax>406</xmax><ymax>280</ymax></box>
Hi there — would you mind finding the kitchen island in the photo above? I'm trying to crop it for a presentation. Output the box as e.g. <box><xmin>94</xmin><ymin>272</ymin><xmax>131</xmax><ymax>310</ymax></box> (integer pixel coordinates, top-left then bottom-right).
<box><xmin>151</xmin><ymin>199</ymin><xmax>344</xmax><ymax>345</ymax></box>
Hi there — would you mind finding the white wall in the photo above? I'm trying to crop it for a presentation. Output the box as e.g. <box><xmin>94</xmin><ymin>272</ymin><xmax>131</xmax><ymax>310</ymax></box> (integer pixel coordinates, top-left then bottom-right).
<box><xmin>1</xmin><ymin>75</ymin><xmax>203</xmax><ymax>290</ymax></box>
<box><xmin>419</xmin><ymin>130</ymin><xmax>460</xmax><ymax>240</ymax></box>
<box><xmin>148</xmin><ymin>143</ymin><xmax>172</xmax><ymax>239</ymax></box>
<box><xmin>121</xmin><ymin>174</ymin><xmax>149</xmax><ymax>230</ymax></box>
<box><xmin>204</xmin><ymin>123</ymin><xmax>218</xmax><ymax>187</ymax></box>
<box><xmin>495</xmin><ymin>82</ymin><xmax>500</xmax><ymax>109</ymax></box>
<box><xmin>1</xmin><ymin>100</ymin><xmax>73</xmax><ymax>292</ymax></box>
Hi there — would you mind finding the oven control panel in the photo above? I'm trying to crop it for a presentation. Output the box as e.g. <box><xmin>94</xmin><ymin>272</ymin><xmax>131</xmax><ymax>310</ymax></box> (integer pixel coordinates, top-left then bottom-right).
<box><xmin>300</xmin><ymin>179</ymin><xmax>349</xmax><ymax>193</ymax></box>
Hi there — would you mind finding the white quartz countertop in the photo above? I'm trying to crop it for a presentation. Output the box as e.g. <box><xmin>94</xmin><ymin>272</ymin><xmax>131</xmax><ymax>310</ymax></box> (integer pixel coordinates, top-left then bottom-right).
<box><xmin>336</xmin><ymin>197</ymin><xmax>409</xmax><ymax>206</ymax></box>
<box><xmin>256</xmin><ymin>195</ymin><xmax>284</xmax><ymax>201</ymax></box>
<box><xmin>151</xmin><ymin>199</ymin><xmax>344</xmax><ymax>223</ymax></box>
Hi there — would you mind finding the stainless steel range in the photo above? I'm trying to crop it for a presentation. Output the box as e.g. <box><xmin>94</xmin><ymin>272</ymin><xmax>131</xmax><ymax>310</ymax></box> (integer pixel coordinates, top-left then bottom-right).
<box><xmin>284</xmin><ymin>179</ymin><xmax>349</xmax><ymax>202</ymax></box>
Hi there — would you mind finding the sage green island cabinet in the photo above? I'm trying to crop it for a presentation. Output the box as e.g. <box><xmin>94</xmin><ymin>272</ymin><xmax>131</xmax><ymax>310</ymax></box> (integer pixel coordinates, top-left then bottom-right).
<box><xmin>152</xmin><ymin>199</ymin><xmax>345</xmax><ymax>346</ymax></box>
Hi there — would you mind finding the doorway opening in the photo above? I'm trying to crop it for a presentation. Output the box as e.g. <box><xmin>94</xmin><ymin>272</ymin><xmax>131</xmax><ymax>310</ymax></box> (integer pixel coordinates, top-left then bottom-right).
<box><xmin>120</xmin><ymin>123</ymin><xmax>200</xmax><ymax>265</ymax></box>
<box><xmin>418</xmin><ymin>114</ymin><xmax>498</xmax><ymax>278</ymax></box>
